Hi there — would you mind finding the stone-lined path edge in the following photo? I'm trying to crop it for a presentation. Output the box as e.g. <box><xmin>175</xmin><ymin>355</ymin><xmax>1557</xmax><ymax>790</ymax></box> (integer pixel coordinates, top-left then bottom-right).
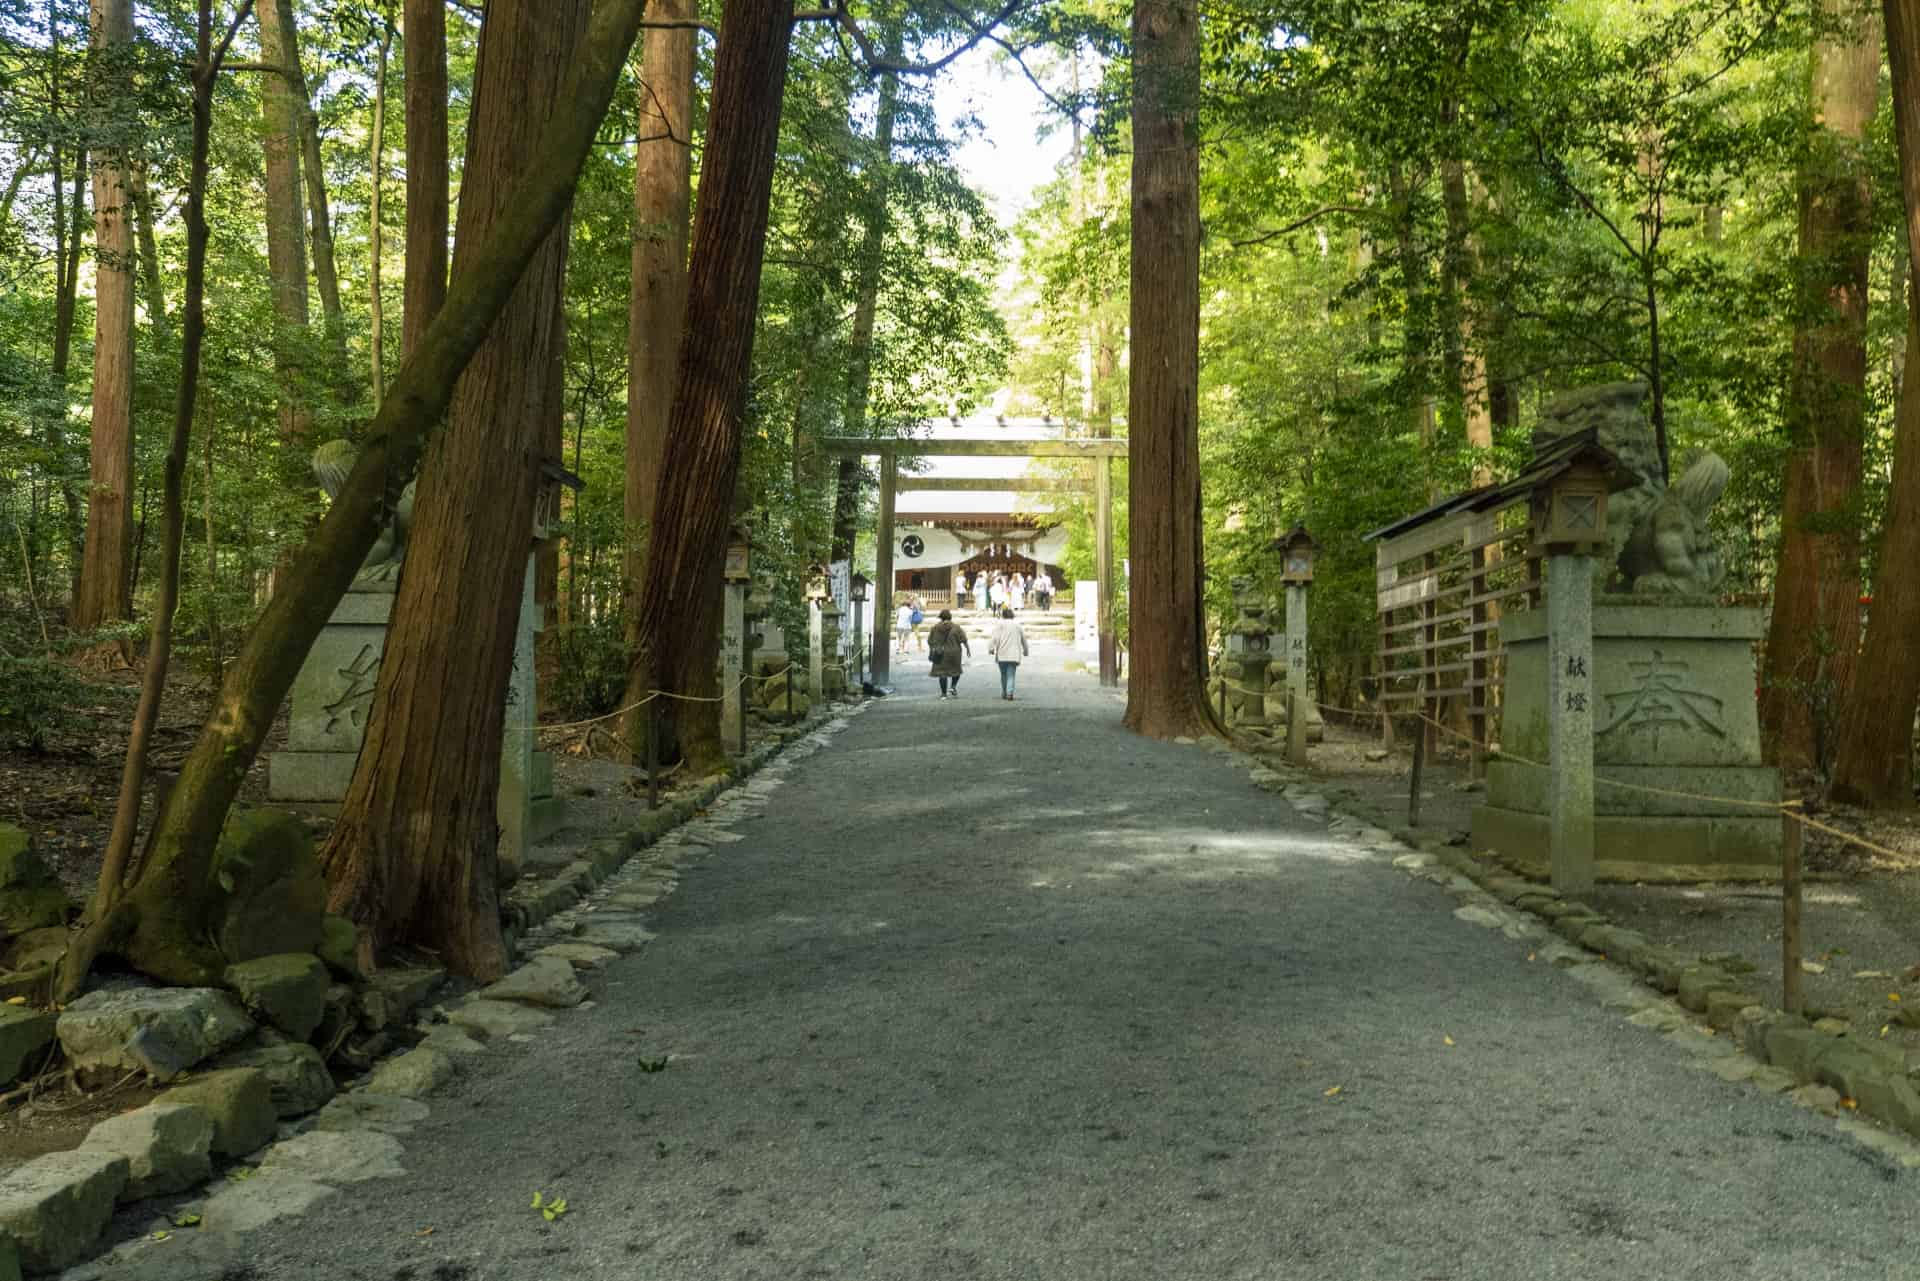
<box><xmin>54</xmin><ymin>703</ymin><xmax>871</xmax><ymax>1280</ymax></box>
<box><xmin>1223</xmin><ymin>739</ymin><xmax>1920</xmax><ymax>1174</ymax></box>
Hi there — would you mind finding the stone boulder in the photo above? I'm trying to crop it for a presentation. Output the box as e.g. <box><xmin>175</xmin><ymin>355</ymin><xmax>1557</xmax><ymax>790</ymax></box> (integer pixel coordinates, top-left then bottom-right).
<box><xmin>316</xmin><ymin>914</ymin><xmax>363</xmax><ymax>979</ymax></box>
<box><xmin>78</xmin><ymin>1101</ymin><xmax>214</xmax><ymax>1199</ymax></box>
<box><xmin>56</xmin><ymin>985</ymin><xmax>253</xmax><ymax>1083</ymax></box>
<box><xmin>355</xmin><ymin>966</ymin><xmax>445</xmax><ymax>1032</ymax></box>
<box><xmin>224</xmin><ymin>953</ymin><xmax>330</xmax><ymax>1041</ymax></box>
<box><xmin>0</xmin><ymin>1148</ymin><xmax>128</xmax><ymax>1273</ymax></box>
<box><xmin>478</xmin><ymin>956</ymin><xmax>586</xmax><ymax>1009</ymax></box>
<box><xmin>0</xmin><ymin>1005</ymin><xmax>55</xmax><ymax>1085</ymax></box>
<box><xmin>0</xmin><ymin>825</ymin><xmax>70</xmax><ymax>935</ymax></box>
<box><xmin>364</xmin><ymin>1046</ymin><xmax>456</xmax><ymax>1099</ymax></box>
<box><xmin>217</xmin><ymin>1041</ymin><xmax>335</xmax><ymax>1118</ymax></box>
<box><xmin>209</xmin><ymin>809</ymin><xmax>326</xmax><ymax>963</ymax></box>
<box><xmin>159</xmin><ymin>1067</ymin><xmax>277</xmax><ymax>1157</ymax></box>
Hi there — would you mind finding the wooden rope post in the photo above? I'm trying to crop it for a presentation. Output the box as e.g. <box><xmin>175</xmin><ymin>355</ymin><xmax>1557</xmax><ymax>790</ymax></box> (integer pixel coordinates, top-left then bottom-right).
<box><xmin>645</xmin><ymin>703</ymin><xmax>660</xmax><ymax>811</ymax></box>
<box><xmin>1782</xmin><ymin>807</ymin><xmax>1804</xmax><ymax>1015</ymax></box>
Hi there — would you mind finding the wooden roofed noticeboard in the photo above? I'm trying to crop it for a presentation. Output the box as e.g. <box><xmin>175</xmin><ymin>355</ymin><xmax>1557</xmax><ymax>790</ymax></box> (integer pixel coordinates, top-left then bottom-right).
<box><xmin>1365</xmin><ymin>489</ymin><xmax>1541</xmax><ymax>773</ymax></box>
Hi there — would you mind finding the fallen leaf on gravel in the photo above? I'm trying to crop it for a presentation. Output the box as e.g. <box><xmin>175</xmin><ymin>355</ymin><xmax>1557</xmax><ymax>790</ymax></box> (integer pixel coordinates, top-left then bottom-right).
<box><xmin>1800</xmin><ymin>961</ymin><xmax>1827</xmax><ymax>975</ymax></box>
<box><xmin>1842</xmin><ymin>1097</ymin><xmax>1859</xmax><ymax>1111</ymax></box>
<box><xmin>1526</xmin><ymin>952</ymin><xmax>1536</xmax><ymax>963</ymax></box>
<box><xmin>1854</xmin><ymin>970</ymin><xmax>1893</xmax><ymax>980</ymax></box>
<box><xmin>1323</xmin><ymin>1085</ymin><xmax>1342</xmax><ymax>1098</ymax></box>
<box><xmin>1882</xmin><ymin>1025</ymin><xmax>1892</xmax><ymax>1038</ymax></box>
<box><xmin>149</xmin><ymin>1232</ymin><xmax>170</xmax><ymax>1242</ymax></box>
<box><xmin>1443</xmin><ymin>1035</ymin><xmax>1455</xmax><ymax>1047</ymax></box>
<box><xmin>1892</xmin><ymin>993</ymin><xmax>1904</xmax><ymax>1003</ymax></box>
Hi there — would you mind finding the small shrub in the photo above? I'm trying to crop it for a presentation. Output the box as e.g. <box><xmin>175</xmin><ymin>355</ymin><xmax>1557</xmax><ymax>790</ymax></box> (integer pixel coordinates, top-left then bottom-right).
<box><xmin>547</xmin><ymin>615</ymin><xmax>629</xmax><ymax>720</ymax></box>
<box><xmin>0</xmin><ymin>654</ymin><xmax>96</xmax><ymax>752</ymax></box>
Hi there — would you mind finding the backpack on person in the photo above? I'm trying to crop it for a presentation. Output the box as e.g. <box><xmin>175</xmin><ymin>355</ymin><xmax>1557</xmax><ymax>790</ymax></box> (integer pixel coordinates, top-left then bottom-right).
<box><xmin>910</xmin><ymin>605</ymin><xmax>924</xmax><ymax>626</ymax></box>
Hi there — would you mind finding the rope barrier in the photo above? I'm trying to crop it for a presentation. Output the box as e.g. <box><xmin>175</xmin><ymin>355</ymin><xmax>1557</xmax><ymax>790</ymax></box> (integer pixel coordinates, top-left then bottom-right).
<box><xmin>1207</xmin><ymin>668</ymin><xmax>1910</xmax><ymax>863</ymax></box>
<box><xmin>536</xmin><ymin>661</ymin><xmax>858</xmax><ymax>739</ymax></box>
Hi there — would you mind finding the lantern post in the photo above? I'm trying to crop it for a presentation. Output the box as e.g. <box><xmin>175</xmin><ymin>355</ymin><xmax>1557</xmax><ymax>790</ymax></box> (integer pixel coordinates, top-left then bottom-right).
<box><xmin>721</xmin><ymin>528</ymin><xmax>753</xmax><ymax>754</ymax></box>
<box><xmin>849</xmin><ymin>573</ymin><xmax>870</xmax><ymax>693</ymax></box>
<box><xmin>1532</xmin><ymin>452</ymin><xmax>1613</xmax><ymax>894</ymax></box>
<box><xmin>1274</xmin><ymin>524</ymin><xmax>1318</xmax><ymax>766</ymax></box>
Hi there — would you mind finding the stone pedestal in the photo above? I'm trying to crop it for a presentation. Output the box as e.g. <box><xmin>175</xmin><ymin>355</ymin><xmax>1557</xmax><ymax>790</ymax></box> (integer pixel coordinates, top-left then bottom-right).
<box><xmin>1472</xmin><ymin>603</ymin><xmax>1781</xmax><ymax>881</ymax></box>
<box><xmin>268</xmin><ymin>561</ymin><xmax>563</xmax><ymax>876</ymax></box>
<box><xmin>268</xmin><ymin>584</ymin><xmax>395</xmax><ymax>805</ymax></box>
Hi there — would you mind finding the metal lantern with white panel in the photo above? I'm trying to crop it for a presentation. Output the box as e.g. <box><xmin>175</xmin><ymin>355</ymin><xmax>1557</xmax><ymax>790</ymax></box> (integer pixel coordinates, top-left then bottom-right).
<box><xmin>1275</xmin><ymin>524</ymin><xmax>1318</xmax><ymax>585</ymax></box>
<box><xmin>724</xmin><ymin>526</ymin><xmax>753</xmax><ymax>583</ymax></box>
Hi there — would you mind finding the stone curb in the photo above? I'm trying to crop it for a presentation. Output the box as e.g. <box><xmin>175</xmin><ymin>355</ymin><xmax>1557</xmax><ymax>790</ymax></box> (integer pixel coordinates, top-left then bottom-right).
<box><xmin>1223</xmin><ymin>741</ymin><xmax>1920</xmax><ymax>1167</ymax></box>
<box><xmin>49</xmin><ymin>701</ymin><xmax>872</xmax><ymax>1279</ymax></box>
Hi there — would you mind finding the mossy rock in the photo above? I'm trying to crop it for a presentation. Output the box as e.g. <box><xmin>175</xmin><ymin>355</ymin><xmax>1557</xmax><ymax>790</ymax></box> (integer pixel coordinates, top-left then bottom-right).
<box><xmin>0</xmin><ymin>885</ymin><xmax>70</xmax><ymax>935</ymax></box>
<box><xmin>0</xmin><ymin>824</ymin><xmax>56</xmax><ymax>889</ymax></box>
<box><xmin>209</xmin><ymin>809</ymin><xmax>325</xmax><ymax>964</ymax></box>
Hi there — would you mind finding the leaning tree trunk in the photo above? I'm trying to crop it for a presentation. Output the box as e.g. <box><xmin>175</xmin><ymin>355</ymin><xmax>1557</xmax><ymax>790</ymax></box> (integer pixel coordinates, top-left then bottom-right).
<box><xmin>256</xmin><ymin>0</ymin><xmax>311</xmax><ymax>441</ymax></box>
<box><xmin>1122</xmin><ymin>0</ymin><xmax>1212</xmax><ymax>740</ymax></box>
<box><xmin>632</xmin><ymin>0</ymin><xmax>797</xmax><ymax>774</ymax></box>
<box><xmin>402</xmin><ymin>0</ymin><xmax>448</xmax><ymax>356</ymax></box>
<box><xmin>56</xmin><ymin>0</ymin><xmax>654</xmax><ymax>997</ymax></box>
<box><xmin>619</xmin><ymin>0</ymin><xmax>697</xmax><ymax>757</ymax></box>
<box><xmin>73</xmin><ymin>0</ymin><xmax>137</xmax><ymax>632</ymax></box>
<box><xmin>1831</xmin><ymin>0</ymin><xmax>1920</xmax><ymax>808</ymax></box>
<box><xmin>319</xmin><ymin>0</ymin><xmax>592</xmax><ymax>979</ymax></box>
<box><xmin>1761</xmin><ymin>0</ymin><xmax>1880</xmax><ymax>772</ymax></box>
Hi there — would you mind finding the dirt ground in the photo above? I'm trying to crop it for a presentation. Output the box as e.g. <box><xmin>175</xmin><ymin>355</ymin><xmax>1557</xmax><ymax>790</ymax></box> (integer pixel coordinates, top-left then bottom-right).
<box><xmin>1301</xmin><ymin>717</ymin><xmax>1920</xmax><ymax>1061</ymax></box>
<box><xmin>0</xmin><ymin>654</ymin><xmax>763</xmax><ymax>1166</ymax></box>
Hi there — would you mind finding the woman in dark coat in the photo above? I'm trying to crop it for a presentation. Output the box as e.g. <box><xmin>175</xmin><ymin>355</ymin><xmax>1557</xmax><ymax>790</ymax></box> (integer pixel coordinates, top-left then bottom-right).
<box><xmin>927</xmin><ymin>609</ymin><xmax>971</xmax><ymax>700</ymax></box>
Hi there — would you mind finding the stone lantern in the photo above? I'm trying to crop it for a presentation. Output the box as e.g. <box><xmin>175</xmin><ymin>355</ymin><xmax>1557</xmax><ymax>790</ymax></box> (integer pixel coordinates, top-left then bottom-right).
<box><xmin>1225</xmin><ymin>575</ymin><xmax>1274</xmax><ymax>730</ymax></box>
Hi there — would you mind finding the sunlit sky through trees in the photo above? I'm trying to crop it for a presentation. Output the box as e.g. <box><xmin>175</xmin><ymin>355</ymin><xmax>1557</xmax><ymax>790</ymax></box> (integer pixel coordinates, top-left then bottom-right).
<box><xmin>933</xmin><ymin>45</ymin><xmax>1072</xmax><ymax>224</ymax></box>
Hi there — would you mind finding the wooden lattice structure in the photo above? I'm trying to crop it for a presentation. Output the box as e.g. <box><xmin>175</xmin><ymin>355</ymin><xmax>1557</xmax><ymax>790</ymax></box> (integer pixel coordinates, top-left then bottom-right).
<box><xmin>1366</xmin><ymin>489</ymin><xmax>1542</xmax><ymax>773</ymax></box>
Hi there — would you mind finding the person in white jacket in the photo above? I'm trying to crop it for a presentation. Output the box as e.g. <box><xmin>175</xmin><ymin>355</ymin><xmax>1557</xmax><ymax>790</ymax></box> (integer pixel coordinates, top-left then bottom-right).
<box><xmin>987</xmin><ymin>607</ymin><xmax>1029</xmax><ymax>701</ymax></box>
<box><xmin>895</xmin><ymin>601</ymin><xmax>914</xmax><ymax>654</ymax></box>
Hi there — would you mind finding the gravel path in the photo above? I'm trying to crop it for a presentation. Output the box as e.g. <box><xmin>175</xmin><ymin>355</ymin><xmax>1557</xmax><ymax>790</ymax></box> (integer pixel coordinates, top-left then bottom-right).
<box><xmin>78</xmin><ymin>645</ymin><xmax>1911</xmax><ymax>1280</ymax></box>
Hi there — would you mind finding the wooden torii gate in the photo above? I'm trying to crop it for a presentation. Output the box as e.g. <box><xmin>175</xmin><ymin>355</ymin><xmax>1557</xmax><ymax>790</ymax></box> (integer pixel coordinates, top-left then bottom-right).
<box><xmin>819</xmin><ymin>436</ymin><xmax>1125</xmax><ymax>687</ymax></box>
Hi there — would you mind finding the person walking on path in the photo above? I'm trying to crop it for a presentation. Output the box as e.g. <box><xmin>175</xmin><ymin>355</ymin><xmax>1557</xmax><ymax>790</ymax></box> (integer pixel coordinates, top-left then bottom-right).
<box><xmin>927</xmin><ymin>609</ymin><xmax>970</xmax><ymax>699</ymax></box>
<box><xmin>1034</xmin><ymin>571</ymin><xmax>1054</xmax><ymax>611</ymax></box>
<box><xmin>895</xmin><ymin>600</ymin><xmax>914</xmax><ymax>655</ymax></box>
<box><xmin>988</xmin><ymin>606</ymin><xmax>1029</xmax><ymax>701</ymax></box>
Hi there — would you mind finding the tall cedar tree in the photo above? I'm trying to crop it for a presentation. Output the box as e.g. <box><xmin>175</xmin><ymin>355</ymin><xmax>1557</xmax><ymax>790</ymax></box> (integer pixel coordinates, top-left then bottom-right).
<box><xmin>1760</xmin><ymin>0</ymin><xmax>1881</xmax><ymax>769</ymax></box>
<box><xmin>73</xmin><ymin>0</ymin><xmax>136</xmax><ymax>630</ymax></box>
<box><xmin>620</xmin><ymin>0</ymin><xmax>697</xmax><ymax>757</ymax></box>
<box><xmin>632</xmin><ymin>0</ymin><xmax>797</xmax><ymax>773</ymax></box>
<box><xmin>59</xmin><ymin>0</ymin><xmax>653</xmax><ymax>993</ymax></box>
<box><xmin>319</xmin><ymin>0</ymin><xmax>592</xmax><ymax>979</ymax></box>
<box><xmin>256</xmin><ymin>0</ymin><xmax>311</xmax><ymax>439</ymax></box>
<box><xmin>1123</xmin><ymin>0</ymin><xmax>1213</xmax><ymax>739</ymax></box>
<box><xmin>1832</xmin><ymin>0</ymin><xmax>1920</xmax><ymax>807</ymax></box>
<box><xmin>85</xmin><ymin>0</ymin><xmax>244</xmax><ymax>950</ymax></box>
<box><xmin>403</xmin><ymin>0</ymin><xmax>448</xmax><ymax>355</ymax></box>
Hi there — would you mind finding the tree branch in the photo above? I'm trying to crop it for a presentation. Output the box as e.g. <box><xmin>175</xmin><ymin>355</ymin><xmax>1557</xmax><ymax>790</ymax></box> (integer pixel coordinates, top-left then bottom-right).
<box><xmin>803</xmin><ymin>0</ymin><xmax>1031</xmax><ymax>77</ymax></box>
<box><xmin>1229</xmin><ymin>204</ymin><xmax>1374</xmax><ymax>248</ymax></box>
<box><xmin>212</xmin><ymin>0</ymin><xmax>256</xmax><ymax>73</ymax></box>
